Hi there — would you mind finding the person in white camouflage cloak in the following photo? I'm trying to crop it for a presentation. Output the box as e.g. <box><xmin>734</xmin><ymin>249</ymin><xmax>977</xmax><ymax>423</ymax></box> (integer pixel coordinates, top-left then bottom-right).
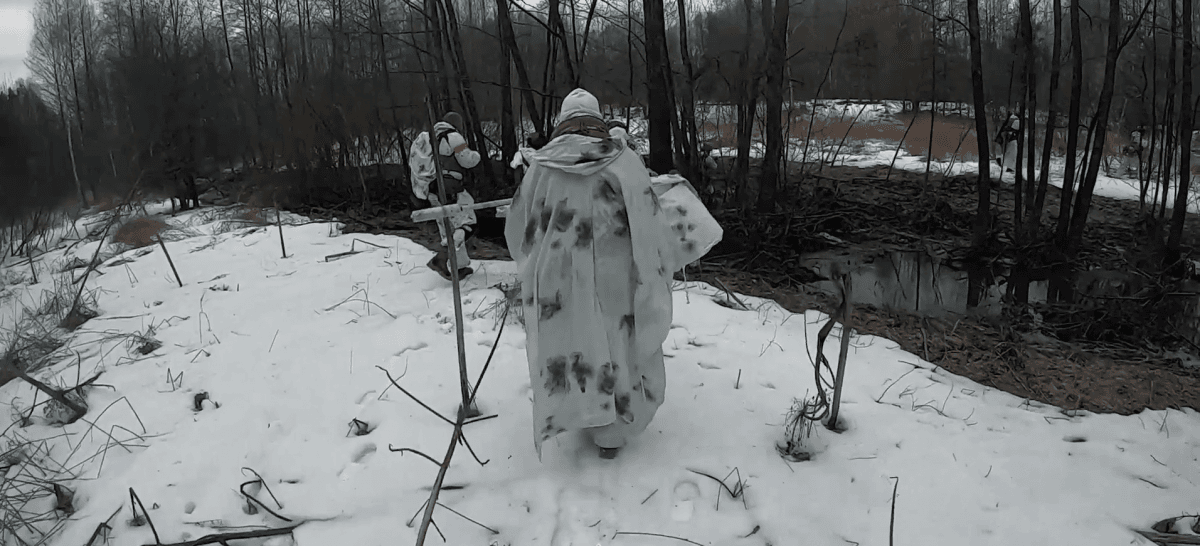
<box><xmin>505</xmin><ymin>88</ymin><xmax>720</xmax><ymax>459</ymax></box>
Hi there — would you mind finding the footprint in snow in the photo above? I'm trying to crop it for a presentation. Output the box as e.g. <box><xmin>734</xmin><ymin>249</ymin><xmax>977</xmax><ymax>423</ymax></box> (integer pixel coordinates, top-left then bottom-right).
<box><xmin>670</xmin><ymin>480</ymin><xmax>701</xmax><ymax>522</ymax></box>
<box><xmin>549</xmin><ymin>486</ymin><xmax>617</xmax><ymax>546</ymax></box>
<box><xmin>351</xmin><ymin>443</ymin><xmax>377</xmax><ymax>463</ymax></box>
<box><xmin>338</xmin><ymin>443</ymin><xmax>377</xmax><ymax>481</ymax></box>
<box><xmin>697</xmin><ymin>362</ymin><xmax>721</xmax><ymax>370</ymax></box>
<box><xmin>355</xmin><ymin>390</ymin><xmax>377</xmax><ymax>405</ymax></box>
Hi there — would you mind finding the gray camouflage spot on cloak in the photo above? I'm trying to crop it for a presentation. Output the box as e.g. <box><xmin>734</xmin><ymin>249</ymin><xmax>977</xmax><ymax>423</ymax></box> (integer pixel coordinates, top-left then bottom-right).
<box><xmin>612</xmin><ymin>208</ymin><xmax>630</xmax><ymax>237</ymax></box>
<box><xmin>539</xmin><ymin>202</ymin><xmax>553</xmax><ymax>233</ymax></box>
<box><xmin>570</xmin><ymin>353</ymin><xmax>594</xmax><ymax>393</ymax></box>
<box><xmin>615</xmin><ymin>393</ymin><xmax>634</xmax><ymax>423</ymax></box>
<box><xmin>523</xmin><ymin>217</ymin><xmax>538</xmax><ymax>250</ymax></box>
<box><xmin>595</xmin><ymin>179</ymin><xmax>621</xmax><ymax>204</ymax></box>
<box><xmin>540</xmin><ymin>416</ymin><xmax>566</xmax><ymax>439</ymax></box>
<box><xmin>687</xmin><ymin>222</ymin><xmax>696</xmax><ymax>232</ymax></box>
<box><xmin>539</xmin><ymin>291</ymin><xmax>563</xmax><ymax>320</ymax></box>
<box><xmin>675</xmin><ymin>205</ymin><xmax>688</xmax><ymax>216</ymax></box>
<box><xmin>598</xmin><ymin>362</ymin><xmax>617</xmax><ymax>395</ymax></box>
<box><xmin>544</xmin><ymin>356</ymin><xmax>568</xmax><ymax>395</ymax></box>
<box><xmin>574</xmin><ymin>218</ymin><xmax>594</xmax><ymax>248</ymax></box>
<box><xmin>682</xmin><ymin>239</ymin><xmax>697</xmax><ymax>254</ymax></box>
<box><xmin>551</xmin><ymin>198</ymin><xmax>576</xmax><ymax>232</ymax></box>
<box><xmin>619</xmin><ymin>314</ymin><xmax>635</xmax><ymax>334</ymax></box>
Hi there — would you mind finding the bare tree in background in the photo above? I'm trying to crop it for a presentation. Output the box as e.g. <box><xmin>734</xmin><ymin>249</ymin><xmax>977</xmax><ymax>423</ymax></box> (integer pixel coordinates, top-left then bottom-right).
<box><xmin>755</xmin><ymin>0</ymin><xmax>788</xmax><ymax>212</ymax></box>
<box><xmin>643</xmin><ymin>0</ymin><xmax>672</xmax><ymax>174</ymax></box>
<box><xmin>1166</xmin><ymin>0</ymin><xmax>1192</xmax><ymax>255</ymax></box>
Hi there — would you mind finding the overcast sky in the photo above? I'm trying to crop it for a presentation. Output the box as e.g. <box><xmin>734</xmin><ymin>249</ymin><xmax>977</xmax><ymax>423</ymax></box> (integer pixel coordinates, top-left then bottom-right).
<box><xmin>1</xmin><ymin>0</ymin><xmax>36</xmax><ymax>84</ymax></box>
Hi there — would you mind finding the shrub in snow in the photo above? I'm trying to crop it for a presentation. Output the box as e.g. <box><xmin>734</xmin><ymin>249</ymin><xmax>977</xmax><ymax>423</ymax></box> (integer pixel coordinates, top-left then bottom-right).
<box><xmin>42</xmin><ymin>390</ymin><xmax>87</xmax><ymax>426</ymax></box>
<box><xmin>777</xmin><ymin>396</ymin><xmax>820</xmax><ymax>462</ymax></box>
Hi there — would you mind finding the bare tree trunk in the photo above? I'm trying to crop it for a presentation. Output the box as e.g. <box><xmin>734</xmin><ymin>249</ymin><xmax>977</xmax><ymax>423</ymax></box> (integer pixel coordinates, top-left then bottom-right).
<box><xmin>499</xmin><ymin>27</ymin><xmax>517</xmax><ymax>178</ymax></box>
<box><xmin>1143</xmin><ymin>0</ymin><xmax>1158</xmax><ymax>214</ymax></box>
<box><xmin>1014</xmin><ymin>91</ymin><xmax>1026</xmax><ymax>233</ymax></box>
<box><xmin>66</xmin><ymin>122</ymin><xmax>86</xmax><ymax>206</ymax></box>
<box><xmin>755</xmin><ymin>0</ymin><xmax>788</xmax><ymax>212</ymax></box>
<box><xmin>925</xmin><ymin>10</ymin><xmax>936</xmax><ymax>188</ymax></box>
<box><xmin>254</xmin><ymin>0</ymin><xmax>272</xmax><ymax>97</ymax></box>
<box><xmin>243</xmin><ymin>0</ymin><xmax>257</xmax><ymax>91</ymax></box>
<box><xmin>438</xmin><ymin>0</ymin><xmax>498</xmax><ymax>187</ymax></box>
<box><xmin>273</xmin><ymin>0</ymin><xmax>290</xmax><ymax>100</ymax></box>
<box><xmin>731</xmin><ymin>0</ymin><xmax>759</xmax><ymax>208</ymax></box>
<box><xmin>1027</xmin><ymin>0</ymin><xmax>1062</xmax><ymax>235</ymax></box>
<box><xmin>1065</xmin><ymin>0</ymin><xmax>1121</xmax><ymax>252</ymax></box>
<box><xmin>1160</xmin><ymin>95</ymin><xmax>1176</xmax><ymax>219</ymax></box>
<box><xmin>1160</xmin><ymin>0</ymin><xmax>1179</xmax><ymax>221</ymax></box>
<box><xmin>1167</xmin><ymin>0</ymin><xmax>1193</xmax><ymax>252</ymax></box>
<box><xmin>643</xmin><ymin>0</ymin><xmax>672</xmax><ymax>174</ymax></box>
<box><xmin>218</xmin><ymin>0</ymin><xmax>237</xmax><ymax>83</ymax></box>
<box><xmin>967</xmin><ymin>0</ymin><xmax>991</xmax><ymax>257</ymax></box>
<box><xmin>1054</xmin><ymin>0</ymin><xmax>1084</xmax><ymax>246</ymax></box>
<box><xmin>548</xmin><ymin>0</ymin><xmax>578</xmax><ymax>87</ymax></box>
<box><xmin>675</xmin><ymin>0</ymin><xmax>701</xmax><ymax>183</ymax></box>
<box><xmin>496</xmin><ymin>0</ymin><xmax>543</xmax><ymax>135</ymax></box>
<box><xmin>1019</xmin><ymin>0</ymin><xmax>1037</xmax><ymax>234</ymax></box>
<box><xmin>294</xmin><ymin>0</ymin><xmax>307</xmax><ymax>83</ymax></box>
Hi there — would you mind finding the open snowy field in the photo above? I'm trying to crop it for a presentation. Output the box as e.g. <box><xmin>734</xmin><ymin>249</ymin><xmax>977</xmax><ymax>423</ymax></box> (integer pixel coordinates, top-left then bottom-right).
<box><xmin>1</xmin><ymin>194</ymin><xmax>1197</xmax><ymax>546</ymax></box>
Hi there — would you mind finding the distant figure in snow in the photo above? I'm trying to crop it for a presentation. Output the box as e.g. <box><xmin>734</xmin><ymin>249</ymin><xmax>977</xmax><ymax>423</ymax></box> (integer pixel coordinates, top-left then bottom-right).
<box><xmin>994</xmin><ymin>112</ymin><xmax>1020</xmax><ymax>173</ymax></box>
<box><xmin>409</xmin><ymin>111</ymin><xmax>480</xmax><ymax>280</ymax></box>
<box><xmin>504</xmin><ymin>88</ymin><xmax>721</xmax><ymax>460</ymax></box>
<box><xmin>1120</xmin><ymin>127</ymin><xmax>1146</xmax><ymax>177</ymax></box>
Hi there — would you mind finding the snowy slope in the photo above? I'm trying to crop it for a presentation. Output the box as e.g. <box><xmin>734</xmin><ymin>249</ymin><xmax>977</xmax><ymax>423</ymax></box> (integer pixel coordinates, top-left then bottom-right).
<box><xmin>0</xmin><ymin>205</ymin><xmax>1196</xmax><ymax>546</ymax></box>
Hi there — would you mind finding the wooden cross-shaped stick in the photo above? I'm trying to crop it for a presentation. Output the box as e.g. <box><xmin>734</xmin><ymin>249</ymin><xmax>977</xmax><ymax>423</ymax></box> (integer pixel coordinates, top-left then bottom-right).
<box><xmin>410</xmin><ymin>198</ymin><xmax>514</xmax><ymax>223</ymax></box>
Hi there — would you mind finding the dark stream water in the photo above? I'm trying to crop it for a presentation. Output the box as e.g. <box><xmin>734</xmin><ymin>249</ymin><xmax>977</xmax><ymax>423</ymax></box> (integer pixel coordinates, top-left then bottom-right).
<box><xmin>800</xmin><ymin>248</ymin><xmax>1046</xmax><ymax>318</ymax></box>
<box><xmin>800</xmin><ymin>248</ymin><xmax>1200</xmax><ymax>363</ymax></box>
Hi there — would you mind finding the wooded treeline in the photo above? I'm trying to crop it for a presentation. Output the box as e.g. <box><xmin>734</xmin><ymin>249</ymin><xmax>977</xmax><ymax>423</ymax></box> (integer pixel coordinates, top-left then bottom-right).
<box><xmin>0</xmin><ymin>0</ymin><xmax>1197</xmax><ymax>274</ymax></box>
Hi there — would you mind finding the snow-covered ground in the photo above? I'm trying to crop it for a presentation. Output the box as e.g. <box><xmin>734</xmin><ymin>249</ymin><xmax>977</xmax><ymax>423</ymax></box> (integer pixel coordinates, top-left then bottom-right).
<box><xmin>1</xmin><ymin>195</ymin><xmax>1197</xmax><ymax>546</ymax></box>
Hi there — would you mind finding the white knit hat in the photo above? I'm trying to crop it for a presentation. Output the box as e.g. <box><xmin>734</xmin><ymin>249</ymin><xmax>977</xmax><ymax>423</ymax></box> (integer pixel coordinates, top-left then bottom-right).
<box><xmin>557</xmin><ymin>88</ymin><xmax>602</xmax><ymax>124</ymax></box>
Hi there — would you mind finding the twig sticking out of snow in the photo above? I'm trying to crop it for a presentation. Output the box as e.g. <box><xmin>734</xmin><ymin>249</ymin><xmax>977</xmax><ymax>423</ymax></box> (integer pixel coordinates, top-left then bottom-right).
<box><xmin>614</xmin><ymin>531</ymin><xmax>705</xmax><ymax>546</ymax></box>
<box><xmin>139</xmin><ymin>524</ymin><xmax>301</xmax><ymax>546</ymax></box>
<box><xmin>888</xmin><ymin>477</ymin><xmax>899</xmax><ymax>546</ymax></box>
<box><xmin>826</xmin><ymin>274</ymin><xmax>853</xmax><ymax>432</ymax></box>
<box><xmin>275</xmin><ymin>208</ymin><xmax>288</xmax><ymax>259</ymax></box>
<box><xmin>377</xmin><ymin>366</ymin><xmax>455</xmax><ymax>427</ymax></box>
<box><xmin>712</xmin><ymin>277</ymin><xmax>749</xmax><ymax>311</ymax></box>
<box><xmin>128</xmin><ymin>487</ymin><xmax>161</xmax><ymax>544</ymax></box>
<box><xmin>434</xmin><ymin>501</ymin><xmax>498</xmax><ymax>535</ymax></box>
<box><xmin>156</xmin><ymin>236</ymin><xmax>183</xmax><ymax>288</ymax></box>
<box><xmin>687</xmin><ymin>468</ymin><xmax>749</xmax><ymax>511</ymax></box>
<box><xmin>467</xmin><ymin>302</ymin><xmax>511</xmax><ymax>409</ymax></box>
<box><xmin>83</xmin><ymin>506</ymin><xmax>122</xmax><ymax>546</ymax></box>
<box><xmin>239</xmin><ymin>468</ymin><xmax>292</xmax><ymax>522</ymax></box>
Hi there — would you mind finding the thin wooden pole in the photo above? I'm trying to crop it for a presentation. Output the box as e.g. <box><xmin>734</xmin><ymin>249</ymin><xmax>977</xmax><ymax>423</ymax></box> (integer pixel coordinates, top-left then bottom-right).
<box><xmin>276</xmin><ymin>208</ymin><xmax>287</xmax><ymax>258</ymax></box>
<box><xmin>423</xmin><ymin>97</ymin><xmax>474</xmax><ymax>415</ymax></box>
<box><xmin>157</xmin><ymin>236</ymin><xmax>184</xmax><ymax>287</ymax></box>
